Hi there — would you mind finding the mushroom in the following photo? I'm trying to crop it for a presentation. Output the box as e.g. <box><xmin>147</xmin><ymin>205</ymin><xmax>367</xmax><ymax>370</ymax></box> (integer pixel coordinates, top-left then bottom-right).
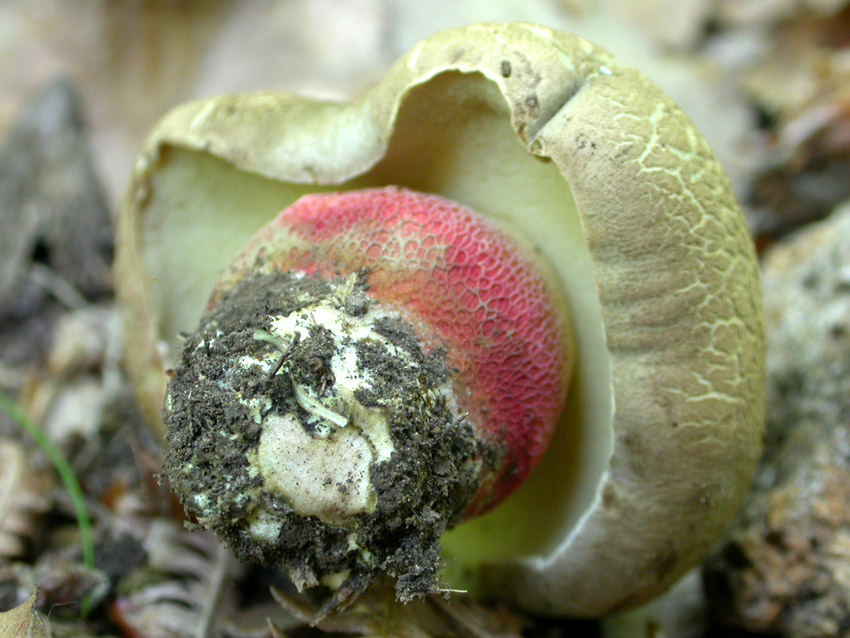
<box><xmin>116</xmin><ymin>23</ymin><xmax>765</xmax><ymax>616</ymax></box>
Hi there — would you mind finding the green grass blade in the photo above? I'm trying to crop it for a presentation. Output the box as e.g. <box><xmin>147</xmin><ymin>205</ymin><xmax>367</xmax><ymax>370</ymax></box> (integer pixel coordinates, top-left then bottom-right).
<box><xmin>0</xmin><ymin>388</ymin><xmax>95</xmax><ymax>616</ymax></box>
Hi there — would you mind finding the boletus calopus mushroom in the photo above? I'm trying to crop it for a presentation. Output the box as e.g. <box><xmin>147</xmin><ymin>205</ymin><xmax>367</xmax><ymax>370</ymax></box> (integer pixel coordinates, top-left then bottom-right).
<box><xmin>116</xmin><ymin>23</ymin><xmax>765</xmax><ymax>617</ymax></box>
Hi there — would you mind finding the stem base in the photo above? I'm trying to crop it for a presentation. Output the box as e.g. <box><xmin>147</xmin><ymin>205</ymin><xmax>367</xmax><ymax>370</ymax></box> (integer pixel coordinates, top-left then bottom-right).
<box><xmin>164</xmin><ymin>270</ymin><xmax>490</xmax><ymax>609</ymax></box>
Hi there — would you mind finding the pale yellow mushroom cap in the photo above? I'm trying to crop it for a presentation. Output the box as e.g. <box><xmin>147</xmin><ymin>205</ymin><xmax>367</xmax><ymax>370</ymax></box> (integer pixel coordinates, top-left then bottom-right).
<box><xmin>117</xmin><ymin>23</ymin><xmax>765</xmax><ymax>616</ymax></box>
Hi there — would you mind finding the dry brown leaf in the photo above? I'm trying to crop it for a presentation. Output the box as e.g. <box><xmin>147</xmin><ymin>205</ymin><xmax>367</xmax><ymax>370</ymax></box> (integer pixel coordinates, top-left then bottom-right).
<box><xmin>741</xmin><ymin>6</ymin><xmax>850</xmax><ymax>234</ymax></box>
<box><xmin>0</xmin><ymin>589</ymin><xmax>49</xmax><ymax>638</ymax></box>
<box><xmin>0</xmin><ymin>438</ymin><xmax>51</xmax><ymax>558</ymax></box>
<box><xmin>716</xmin><ymin>0</ymin><xmax>850</xmax><ymax>27</ymax></box>
<box><xmin>108</xmin><ymin>521</ymin><xmax>234</xmax><ymax>638</ymax></box>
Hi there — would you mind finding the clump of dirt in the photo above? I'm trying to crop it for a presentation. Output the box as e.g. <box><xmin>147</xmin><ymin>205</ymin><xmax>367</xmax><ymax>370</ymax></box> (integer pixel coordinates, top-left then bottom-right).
<box><xmin>163</xmin><ymin>269</ymin><xmax>493</xmax><ymax>615</ymax></box>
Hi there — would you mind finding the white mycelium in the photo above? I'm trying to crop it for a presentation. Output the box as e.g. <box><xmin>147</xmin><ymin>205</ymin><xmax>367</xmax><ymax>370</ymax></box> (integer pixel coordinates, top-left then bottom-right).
<box><xmin>229</xmin><ymin>283</ymin><xmax>454</xmax><ymax>531</ymax></box>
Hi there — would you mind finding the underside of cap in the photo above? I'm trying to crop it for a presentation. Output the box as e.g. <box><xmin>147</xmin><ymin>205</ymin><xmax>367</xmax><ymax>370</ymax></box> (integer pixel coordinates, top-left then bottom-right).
<box><xmin>116</xmin><ymin>22</ymin><xmax>765</xmax><ymax>616</ymax></box>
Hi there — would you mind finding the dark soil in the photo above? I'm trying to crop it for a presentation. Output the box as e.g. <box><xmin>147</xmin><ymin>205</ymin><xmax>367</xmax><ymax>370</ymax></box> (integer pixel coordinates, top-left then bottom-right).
<box><xmin>163</xmin><ymin>269</ymin><xmax>490</xmax><ymax>616</ymax></box>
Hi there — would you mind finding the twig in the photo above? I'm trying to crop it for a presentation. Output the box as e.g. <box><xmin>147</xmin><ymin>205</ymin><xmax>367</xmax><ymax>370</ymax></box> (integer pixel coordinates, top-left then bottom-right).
<box><xmin>28</xmin><ymin>263</ymin><xmax>90</xmax><ymax>310</ymax></box>
<box><xmin>195</xmin><ymin>543</ymin><xmax>233</xmax><ymax>638</ymax></box>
